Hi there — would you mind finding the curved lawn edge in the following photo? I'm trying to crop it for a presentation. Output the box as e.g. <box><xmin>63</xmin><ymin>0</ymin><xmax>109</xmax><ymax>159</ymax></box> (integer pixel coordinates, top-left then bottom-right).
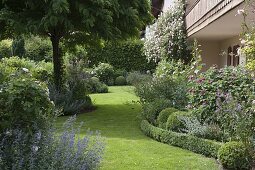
<box><xmin>140</xmin><ymin>119</ymin><xmax>222</xmax><ymax>158</ymax></box>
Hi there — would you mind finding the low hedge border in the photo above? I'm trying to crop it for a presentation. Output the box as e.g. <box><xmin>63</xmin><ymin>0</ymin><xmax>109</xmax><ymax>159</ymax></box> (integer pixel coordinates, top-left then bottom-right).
<box><xmin>141</xmin><ymin>120</ymin><xmax>222</xmax><ymax>158</ymax></box>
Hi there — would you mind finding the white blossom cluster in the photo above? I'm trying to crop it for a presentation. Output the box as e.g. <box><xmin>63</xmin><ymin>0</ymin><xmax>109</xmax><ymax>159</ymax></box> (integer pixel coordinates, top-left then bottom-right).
<box><xmin>144</xmin><ymin>0</ymin><xmax>187</xmax><ymax>63</ymax></box>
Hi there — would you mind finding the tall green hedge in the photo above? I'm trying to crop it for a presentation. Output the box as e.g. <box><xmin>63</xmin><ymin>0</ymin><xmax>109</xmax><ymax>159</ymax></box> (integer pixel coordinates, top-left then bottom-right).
<box><xmin>87</xmin><ymin>40</ymin><xmax>156</xmax><ymax>72</ymax></box>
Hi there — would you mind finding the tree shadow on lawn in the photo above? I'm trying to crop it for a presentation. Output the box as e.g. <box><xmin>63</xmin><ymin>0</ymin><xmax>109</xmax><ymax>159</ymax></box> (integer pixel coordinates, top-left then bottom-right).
<box><xmin>56</xmin><ymin>102</ymin><xmax>149</xmax><ymax>141</ymax></box>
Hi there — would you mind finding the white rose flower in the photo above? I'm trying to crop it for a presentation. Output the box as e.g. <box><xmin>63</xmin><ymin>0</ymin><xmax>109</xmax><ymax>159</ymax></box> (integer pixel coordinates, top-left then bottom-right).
<box><xmin>22</xmin><ymin>68</ymin><xmax>29</xmax><ymax>73</ymax></box>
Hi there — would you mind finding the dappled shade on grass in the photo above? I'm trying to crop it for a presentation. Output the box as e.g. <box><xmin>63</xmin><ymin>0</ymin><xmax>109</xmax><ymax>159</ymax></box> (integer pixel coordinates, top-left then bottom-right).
<box><xmin>57</xmin><ymin>86</ymin><xmax>219</xmax><ymax>170</ymax></box>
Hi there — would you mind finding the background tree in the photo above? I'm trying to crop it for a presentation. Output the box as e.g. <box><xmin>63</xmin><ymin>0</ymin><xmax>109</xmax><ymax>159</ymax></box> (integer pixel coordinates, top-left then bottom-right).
<box><xmin>0</xmin><ymin>0</ymin><xmax>152</xmax><ymax>91</ymax></box>
<box><xmin>12</xmin><ymin>36</ymin><xmax>25</xmax><ymax>57</ymax></box>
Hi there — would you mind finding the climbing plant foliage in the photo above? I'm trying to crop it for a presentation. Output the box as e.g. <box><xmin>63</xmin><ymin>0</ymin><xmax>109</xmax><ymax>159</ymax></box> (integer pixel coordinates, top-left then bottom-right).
<box><xmin>144</xmin><ymin>0</ymin><xmax>190</xmax><ymax>63</ymax></box>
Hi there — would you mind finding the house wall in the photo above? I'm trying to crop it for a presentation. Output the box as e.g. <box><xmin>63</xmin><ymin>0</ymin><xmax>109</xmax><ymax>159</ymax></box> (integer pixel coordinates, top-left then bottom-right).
<box><xmin>198</xmin><ymin>40</ymin><xmax>221</xmax><ymax>70</ymax></box>
<box><xmin>162</xmin><ymin>0</ymin><xmax>173</xmax><ymax>12</ymax></box>
<box><xmin>219</xmin><ymin>36</ymin><xmax>245</xmax><ymax>67</ymax></box>
<box><xmin>197</xmin><ymin>37</ymin><xmax>245</xmax><ymax>71</ymax></box>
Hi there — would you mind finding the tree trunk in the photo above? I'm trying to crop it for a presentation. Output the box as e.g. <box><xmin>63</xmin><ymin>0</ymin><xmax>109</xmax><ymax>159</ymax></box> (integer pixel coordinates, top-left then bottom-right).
<box><xmin>51</xmin><ymin>35</ymin><xmax>64</xmax><ymax>92</ymax></box>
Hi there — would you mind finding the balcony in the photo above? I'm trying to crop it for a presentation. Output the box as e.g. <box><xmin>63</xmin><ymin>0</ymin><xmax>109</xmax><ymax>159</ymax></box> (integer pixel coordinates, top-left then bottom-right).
<box><xmin>186</xmin><ymin>0</ymin><xmax>244</xmax><ymax>37</ymax></box>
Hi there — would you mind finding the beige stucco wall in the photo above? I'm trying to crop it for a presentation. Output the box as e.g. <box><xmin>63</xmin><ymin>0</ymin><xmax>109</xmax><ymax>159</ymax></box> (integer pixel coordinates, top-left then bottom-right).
<box><xmin>219</xmin><ymin>36</ymin><xmax>246</xmax><ymax>67</ymax></box>
<box><xmin>196</xmin><ymin>36</ymin><xmax>245</xmax><ymax>71</ymax></box>
<box><xmin>198</xmin><ymin>40</ymin><xmax>221</xmax><ymax>71</ymax></box>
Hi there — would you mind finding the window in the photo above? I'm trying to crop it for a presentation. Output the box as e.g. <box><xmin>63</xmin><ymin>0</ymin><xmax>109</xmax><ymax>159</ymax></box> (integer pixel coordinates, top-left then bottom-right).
<box><xmin>227</xmin><ymin>46</ymin><xmax>232</xmax><ymax>66</ymax></box>
<box><xmin>233</xmin><ymin>45</ymin><xmax>240</xmax><ymax>66</ymax></box>
<box><xmin>227</xmin><ymin>45</ymin><xmax>240</xmax><ymax>66</ymax></box>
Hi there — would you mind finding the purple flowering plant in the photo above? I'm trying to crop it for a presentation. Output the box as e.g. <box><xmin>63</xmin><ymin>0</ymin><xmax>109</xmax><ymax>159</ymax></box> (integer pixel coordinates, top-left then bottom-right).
<box><xmin>188</xmin><ymin>66</ymin><xmax>255</xmax><ymax>123</ymax></box>
<box><xmin>215</xmin><ymin>92</ymin><xmax>255</xmax><ymax>147</ymax></box>
<box><xmin>0</xmin><ymin>116</ymin><xmax>105</xmax><ymax>170</ymax></box>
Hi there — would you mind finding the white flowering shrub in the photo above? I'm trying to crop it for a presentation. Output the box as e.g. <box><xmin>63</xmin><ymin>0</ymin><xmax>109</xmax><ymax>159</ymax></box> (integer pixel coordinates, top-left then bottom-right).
<box><xmin>144</xmin><ymin>0</ymin><xmax>190</xmax><ymax>63</ymax></box>
<box><xmin>239</xmin><ymin>1</ymin><xmax>255</xmax><ymax>71</ymax></box>
<box><xmin>0</xmin><ymin>70</ymin><xmax>54</xmax><ymax>133</ymax></box>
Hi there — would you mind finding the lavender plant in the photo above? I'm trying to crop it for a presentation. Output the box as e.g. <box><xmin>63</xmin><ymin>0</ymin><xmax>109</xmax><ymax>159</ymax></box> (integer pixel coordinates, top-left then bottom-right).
<box><xmin>0</xmin><ymin>116</ymin><xmax>105</xmax><ymax>170</ymax></box>
<box><xmin>215</xmin><ymin>93</ymin><xmax>255</xmax><ymax>146</ymax></box>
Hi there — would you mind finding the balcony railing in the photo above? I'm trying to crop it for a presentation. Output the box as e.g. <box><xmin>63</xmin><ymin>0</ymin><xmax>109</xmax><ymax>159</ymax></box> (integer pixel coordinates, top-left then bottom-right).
<box><xmin>186</xmin><ymin>0</ymin><xmax>244</xmax><ymax>35</ymax></box>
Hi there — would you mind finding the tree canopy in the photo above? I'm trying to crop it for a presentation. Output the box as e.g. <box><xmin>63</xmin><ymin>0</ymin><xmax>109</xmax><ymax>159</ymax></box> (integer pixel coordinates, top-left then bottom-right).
<box><xmin>0</xmin><ymin>0</ymin><xmax>152</xmax><ymax>90</ymax></box>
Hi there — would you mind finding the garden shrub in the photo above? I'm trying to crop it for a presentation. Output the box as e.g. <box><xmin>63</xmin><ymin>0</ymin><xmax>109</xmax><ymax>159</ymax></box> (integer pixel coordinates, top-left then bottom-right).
<box><xmin>155</xmin><ymin>59</ymin><xmax>187</xmax><ymax>80</ymax></box>
<box><xmin>93</xmin><ymin>63</ymin><xmax>114</xmax><ymax>85</ymax></box>
<box><xmin>157</xmin><ymin>108</ymin><xmax>178</xmax><ymax>129</ymax></box>
<box><xmin>218</xmin><ymin>142</ymin><xmax>252</xmax><ymax>170</ymax></box>
<box><xmin>87</xmin><ymin>78</ymin><xmax>108</xmax><ymax>93</ymax></box>
<box><xmin>126</xmin><ymin>71</ymin><xmax>152</xmax><ymax>85</ymax></box>
<box><xmin>141</xmin><ymin>120</ymin><xmax>222</xmax><ymax>158</ymax></box>
<box><xmin>0</xmin><ymin>72</ymin><xmax>54</xmax><ymax>133</ymax></box>
<box><xmin>180</xmin><ymin>116</ymin><xmax>226</xmax><ymax>141</ymax></box>
<box><xmin>12</xmin><ymin>36</ymin><xmax>25</xmax><ymax>57</ymax></box>
<box><xmin>136</xmin><ymin>66</ymin><xmax>189</xmax><ymax>126</ymax></box>
<box><xmin>188</xmin><ymin>66</ymin><xmax>254</xmax><ymax>123</ymax></box>
<box><xmin>113</xmin><ymin>69</ymin><xmax>127</xmax><ymax>79</ymax></box>
<box><xmin>87</xmin><ymin>40</ymin><xmax>156</xmax><ymax>71</ymax></box>
<box><xmin>91</xmin><ymin>76</ymin><xmax>100</xmax><ymax>82</ymax></box>
<box><xmin>95</xmin><ymin>83</ymin><xmax>108</xmax><ymax>93</ymax></box>
<box><xmin>31</xmin><ymin>61</ymin><xmax>53</xmax><ymax>82</ymax></box>
<box><xmin>136</xmin><ymin>77</ymin><xmax>188</xmax><ymax>109</ymax></box>
<box><xmin>49</xmin><ymin>78</ymin><xmax>93</xmax><ymax>116</ymax></box>
<box><xmin>25</xmin><ymin>36</ymin><xmax>52</xmax><ymax>62</ymax></box>
<box><xmin>115</xmin><ymin>76</ymin><xmax>127</xmax><ymax>86</ymax></box>
<box><xmin>51</xmin><ymin>59</ymin><xmax>93</xmax><ymax>115</ymax></box>
<box><xmin>0</xmin><ymin>39</ymin><xmax>12</xmax><ymax>58</ymax></box>
<box><xmin>241</xmin><ymin>14</ymin><xmax>255</xmax><ymax>71</ymax></box>
<box><xmin>65</xmin><ymin>45</ymin><xmax>88</xmax><ymax>65</ymax></box>
<box><xmin>0</xmin><ymin>56</ymin><xmax>53</xmax><ymax>83</ymax></box>
<box><xmin>69</xmin><ymin>79</ymin><xmax>88</xmax><ymax>101</ymax></box>
<box><xmin>215</xmin><ymin>93</ymin><xmax>255</xmax><ymax>144</ymax></box>
<box><xmin>0</xmin><ymin>116</ymin><xmax>105</xmax><ymax>170</ymax></box>
<box><xmin>1</xmin><ymin>56</ymin><xmax>35</xmax><ymax>69</ymax></box>
<box><xmin>141</xmin><ymin>99</ymin><xmax>173</xmax><ymax>125</ymax></box>
<box><xmin>166</xmin><ymin>111</ymin><xmax>190</xmax><ymax>132</ymax></box>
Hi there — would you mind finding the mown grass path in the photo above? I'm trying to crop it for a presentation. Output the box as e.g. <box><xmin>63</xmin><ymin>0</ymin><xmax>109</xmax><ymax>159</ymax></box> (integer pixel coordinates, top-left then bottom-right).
<box><xmin>57</xmin><ymin>86</ymin><xmax>219</xmax><ymax>170</ymax></box>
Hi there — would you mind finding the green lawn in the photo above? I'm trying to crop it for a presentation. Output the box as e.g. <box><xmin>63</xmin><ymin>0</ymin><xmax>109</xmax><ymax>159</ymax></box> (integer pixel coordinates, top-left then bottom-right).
<box><xmin>57</xmin><ymin>86</ymin><xmax>220</xmax><ymax>170</ymax></box>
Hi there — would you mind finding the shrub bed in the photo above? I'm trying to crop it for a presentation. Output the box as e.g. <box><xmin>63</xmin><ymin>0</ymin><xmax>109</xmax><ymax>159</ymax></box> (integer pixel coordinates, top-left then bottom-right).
<box><xmin>115</xmin><ymin>76</ymin><xmax>127</xmax><ymax>86</ymax></box>
<box><xmin>141</xmin><ymin>120</ymin><xmax>222</xmax><ymax>158</ymax></box>
<box><xmin>188</xmin><ymin>66</ymin><xmax>254</xmax><ymax>123</ymax></box>
<box><xmin>93</xmin><ymin>63</ymin><xmax>114</xmax><ymax>85</ymax></box>
<box><xmin>157</xmin><ymin>108</ymin><xmax>178</xmax><ymax>129</ymax></box>
<box><xmin>166</xmin><ymin>111</ymin><xmax>190</xmax><ymax>132</ymax></box>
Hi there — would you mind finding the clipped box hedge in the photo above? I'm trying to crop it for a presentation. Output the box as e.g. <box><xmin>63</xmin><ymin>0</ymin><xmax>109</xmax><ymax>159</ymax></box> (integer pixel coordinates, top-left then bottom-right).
<box><xmin>141</xmin><ymin>120</ymin><xmax>222</xmax><ymax>158</ymax></box>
